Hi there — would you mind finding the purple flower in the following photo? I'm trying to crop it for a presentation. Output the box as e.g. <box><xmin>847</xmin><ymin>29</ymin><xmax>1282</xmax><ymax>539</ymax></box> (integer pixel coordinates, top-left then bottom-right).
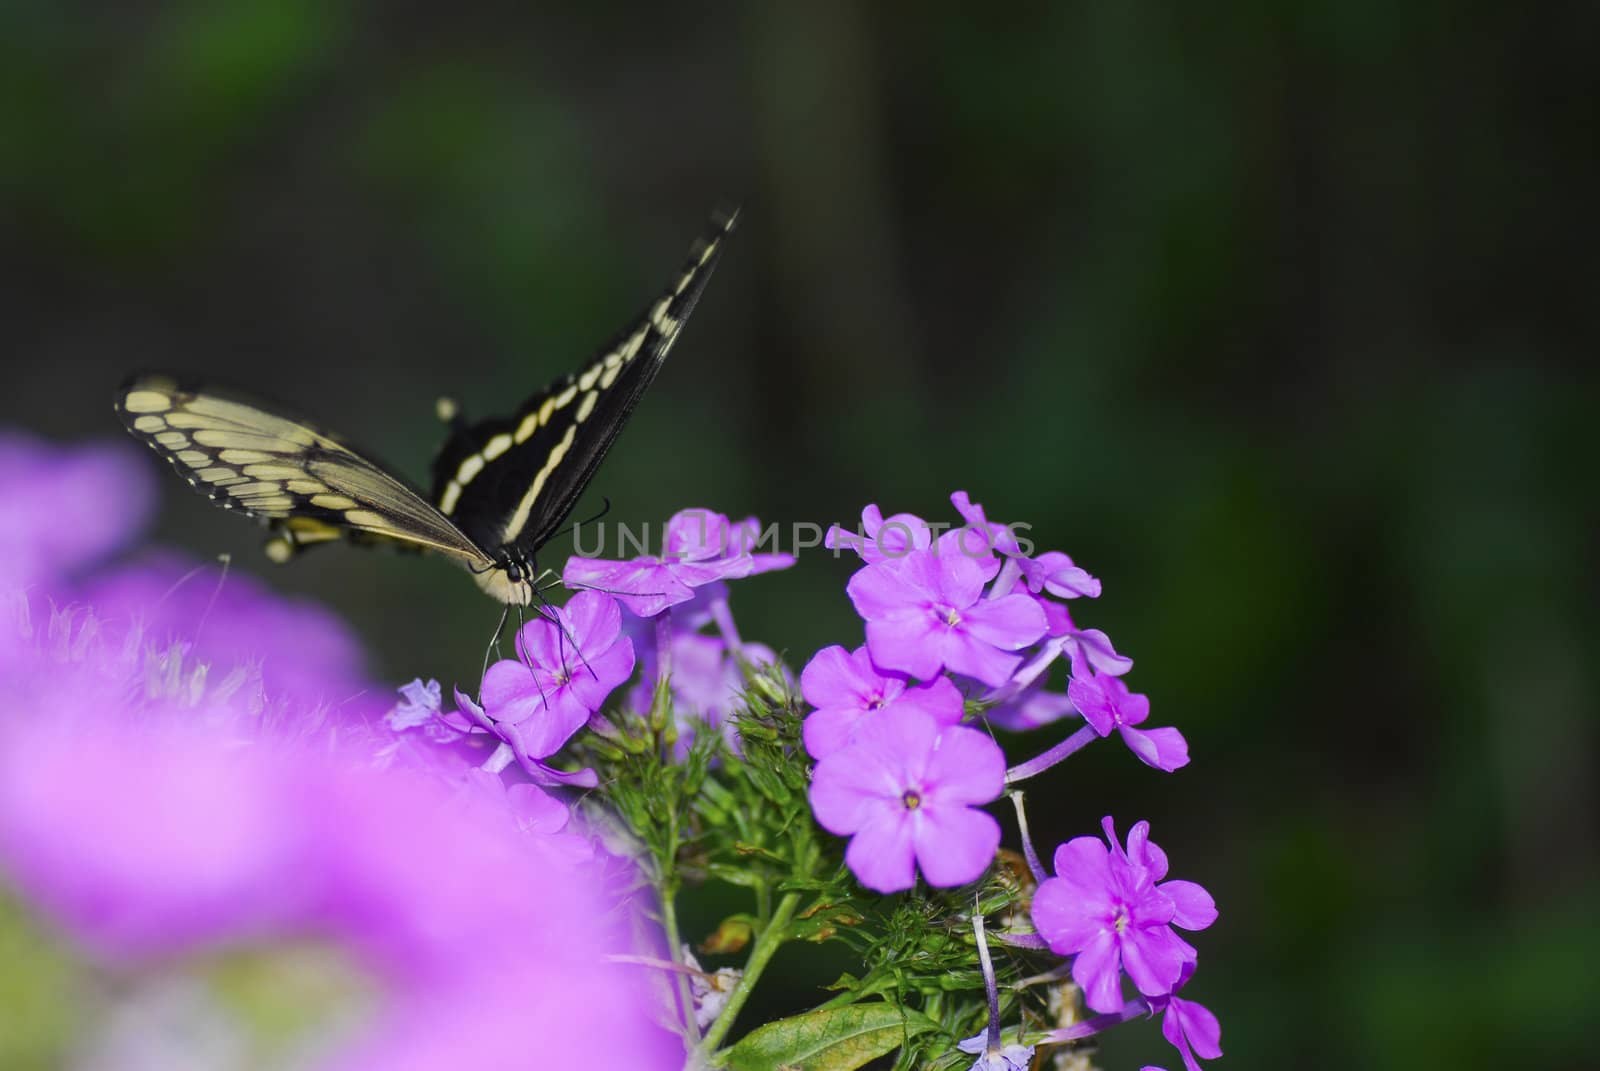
<box><xmin>1067</xmin><ymin>669</ymin><xmax>1188</xmax><ymax>772</ymax></box>
<box><xmin>0</xmin><ymin>432</ymin><xmax>153</xmax><ymax>591</ymax></box>
<box><xmin>847</xmin><ymin>536</ymin><xmax>1047</xmax><ymax>687</ymax></box>
<box><xmin>1031</xmin><ymin>818</ymin><xmax>1216</xmax><ymax>1014</ymax></box>
<box><xmin>626</xmin><ymin>624</ymin><xmax>784</xmax><ymax>751</ymax></box>
<box><xmin>82</xmin><ymin>551</ymin><xmax>375</xmax><ymax>711</ymax></box>
<box><xmin>800</xmin><ymin>644</ymin><xmax>965</xmax><ymax>759</ymax></box>
<box><xmin>0</xmin><ymin>590</ymin><xmax>676</xmax><ymax>1069</ymax></box>
<box><xmin>956</xmin><ymin>1033</ymin><xmax>1035</xmax><ymax>1071</ymax></box>
<box><xmin>564</xmin><ymin>508</ymin><xmax>793</xmax><ymax>618</ymax></box>
<box><xmin>825</xmin><ymin>504</ymin><xmax>933</xmax><ymax>564</ymax></box>
<box><xmin>984</xmin><ymin>681</ymin><xmax>1077</xmax><ymax>732</ymax></box>
<box><xmin>1152</xmin><ymin>965</ymin><xmax>1223</xmax><ymax>1071</ymax></box>
<box><xmin>808</xmin><ymin>706</ymin><xmax>1005</xmax><ymax>893</ymax></box>
<box><xmin>480</xmin><ymin>591</ymin><xmax>635</xmax><ymax>759</ymax></box>
<box><xmin>950</xmin><ymin>490</ymin><xmax>1021</xmax><ymax>559</ymax></box>
<box><xmin>1018</xmin><ymin>550</ymin><xmax>1101</xmax><ymax>599</ymax></box>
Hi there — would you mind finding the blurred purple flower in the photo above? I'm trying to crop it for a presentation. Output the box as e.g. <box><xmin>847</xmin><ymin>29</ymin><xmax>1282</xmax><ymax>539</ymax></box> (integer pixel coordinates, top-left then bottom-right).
<box><xmin>564</xmin><ymin>508</ymin><xmax>793</xmax><ymax>618</ymax></box>
<box><xmin>0</xmin><ymin>432</ymin><xmax>153</xmax><ymax>591</ymax></box>
<box><xmin>81</xmin><ymin>551</ymin><xmax>375</xmax><ymax>711</ymax></box>
<box><xmin>800</xmin><ymin>644</ymin><xmax>965</xmax><ymax>759</ymax></box>
<box><xmin>825</xmin><ymin>504</ymin><xmax>933</xmax><ymax>564</ymax></box>
<box><xmin>847</xmin><ymin>536</ymin><xmax>1046</xmax><ymax>687</ymax></box>
<box><xmin>1068</xmin><ymin>670</ymin><xmax>1188</xmax><ymax>772</ymax></box>
<box><xmin>480</xmin><ymin>591</ymin><xmax>635</xmax><ymax>759</ymax></box>
<box><xmin>1031</xmin><ymin>818</ymin><xmax>1216</xmax><ymax>1014</ymax></box>
<box><xmin>0</xmin><ymin>595</ymin><xmax>675</xmax><ymax>1069</ymax></box>
<box><xmin>984</xmin><ymin>681</ymin><xmax>1077</xmax><ymax>732</ymax></box>
<box><xmin>809</xmin><ymin>706</ymin><xmax>1005</xmax><ymax>893</ymax></box>
<box><xmin>627</xmin><ymin>625</ymin><xmax>782</xmax><ymax>749</ymax></box>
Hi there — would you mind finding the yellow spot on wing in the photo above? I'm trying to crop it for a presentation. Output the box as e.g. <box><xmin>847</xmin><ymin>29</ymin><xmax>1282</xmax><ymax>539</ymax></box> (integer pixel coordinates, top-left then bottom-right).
<box><xmin>220</xmin><ymin>449</ymin><xmax>276</xmax><ymax>464</ymax></box>
<box><xmin>578</xmin><ymin>366</ymin><xmax>601</xmax><ymax>391</ymax></box>
<box><xmin>311</xmin><ymin>494</ymin><xmax>358</xmax><ymax>510</ymax></box>
<box><xmin>123</xmin><ymin>391</ymin><xmax>171</xmax><ymax>413</ymax></box>
<box><xmin>483</xmin><ymin>433</ymin><xmax>513</xmax><ymax>460</ymax></box>
<box><xmin>576</xmin><ymin>390</ymin><xmax>599</xmax><ymax>422</ymax></box>
<box><xmin>177</xmin><ymin>451</ymin><xmax>209</xmax><ymax>467</ymax></box>
<box><xmin>155</xmin><ymin>431</ymin><xmax>188</xmax><ymax>448</ymax></box>
<box><xmin>456</xmin><ymin>454</ymin><xmax>485</xmax><ymax>484</ymax></box>
<box><xmin>599</xmin><ymin>363</ymin><xmax>621</xmax><ymax>389</ymax></box>
<box><xmin>133</xmin><ymin>415</ymin><xmax>166</xmax><ymax>432</ymax></box>
<box><xmin>286</xmin><ymin>480</ymin><xmax>326</xmax><ymax>495</ymax></box>
<box><xmin>198</xmin><ymin>467</ymin><xmax>238</xmax><ymax>483</ymax></box>
<box><xmin>343</xmin><ymin>509</ymin><xmax>388</xmax><ymax>528</ymax></box>
<box><xmin>500</xmin><ymin>424</ymin><xmax>577</xmax><ymax>543</ymax></box>
<box><xmin>439</xmin><ymin>481</ymin><xmax>462</xmax><ymax>514</ymax></box>
<box><xmin>241</xmin><ymin>464</ymin><xmax>304</xmax><ymax>480</ymax></box>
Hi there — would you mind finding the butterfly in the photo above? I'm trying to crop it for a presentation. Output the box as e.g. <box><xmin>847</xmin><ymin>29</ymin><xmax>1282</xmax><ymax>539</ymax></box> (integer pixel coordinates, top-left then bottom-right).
<box><xmin>115</xmin><ymin>210</ymin><xmax>736</xmax><ymax>606</ymax></box>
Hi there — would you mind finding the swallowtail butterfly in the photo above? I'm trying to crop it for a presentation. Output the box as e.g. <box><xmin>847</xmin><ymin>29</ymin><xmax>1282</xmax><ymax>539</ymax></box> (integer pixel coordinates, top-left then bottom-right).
<box><xmin>115</xmin><ymin>210</ymin><xmax>736</xmax><ymax>605</ymax></box>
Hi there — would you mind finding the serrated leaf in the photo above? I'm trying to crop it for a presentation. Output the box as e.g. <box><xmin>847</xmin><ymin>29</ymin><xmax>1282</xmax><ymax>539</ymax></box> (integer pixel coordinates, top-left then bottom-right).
<box><xmin>720</xmin><ymin>1002</ymin><xmax>935</xmax><ymax>1071</ymax></box>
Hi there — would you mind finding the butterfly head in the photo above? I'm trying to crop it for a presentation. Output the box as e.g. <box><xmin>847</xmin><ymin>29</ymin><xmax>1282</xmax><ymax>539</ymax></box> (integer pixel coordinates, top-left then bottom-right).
<box><xmin>473</xmin><ymin>548</ymin><xmax>539</xmax><ymax>606</ymax></box>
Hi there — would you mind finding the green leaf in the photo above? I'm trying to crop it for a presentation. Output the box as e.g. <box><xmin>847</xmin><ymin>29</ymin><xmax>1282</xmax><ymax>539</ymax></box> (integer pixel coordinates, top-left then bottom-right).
<box><xmin>720</xmin><ymin>1002</ymin><xmax>936</xmax><ymax>1071</ymax></box>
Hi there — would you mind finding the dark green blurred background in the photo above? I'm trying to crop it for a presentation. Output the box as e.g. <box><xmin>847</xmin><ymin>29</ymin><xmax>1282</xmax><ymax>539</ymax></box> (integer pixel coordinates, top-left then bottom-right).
<box><xmin>3</xmin><ymin>4</ymin><xmax>1595</xmax><ymax>1068</ymax></box>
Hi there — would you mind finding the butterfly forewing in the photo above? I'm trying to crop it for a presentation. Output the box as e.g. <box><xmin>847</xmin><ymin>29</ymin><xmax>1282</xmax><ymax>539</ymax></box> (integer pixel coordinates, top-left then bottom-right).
<box><xmin>428</xmin><ymin>209</ymin><xmax>737</xmax><ymax>555</ymax></box>
<box><xmin>115</xmin><ymin>376</ymin><xmax>494</xmax><ymax>568</ymax></box>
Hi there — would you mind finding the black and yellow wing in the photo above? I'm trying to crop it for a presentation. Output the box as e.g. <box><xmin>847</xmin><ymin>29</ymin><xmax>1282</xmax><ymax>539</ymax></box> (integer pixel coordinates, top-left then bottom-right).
<box><xmin>114</xmin><ymin>375</ymin><xmax>498</xmax><ymax>575</ymax></box>
<box><xmin>113</xmin><ymin>210</ymin><xmax>736</xmax><ymax>605</ymax></box>
<box><xmin>428</xmin><ymin>208</ymin><xmax>737</xmax><ymax>555</ymax></box>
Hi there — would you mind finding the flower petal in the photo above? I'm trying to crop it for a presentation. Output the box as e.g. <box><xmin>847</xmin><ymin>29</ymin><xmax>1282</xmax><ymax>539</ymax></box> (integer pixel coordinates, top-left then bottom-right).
<box><xmin>843</xmin><ymin>809</ymin><xmax>917</xmax><ymax>893</ymax></box>
<box><xmin>910</xmin><ymin>805</ymin><xmax>1000</xmax><ymax>887</ymax></box>
<box><xmin>1159</xmin><ymin>880</ymin><xmax>1217</xmax><ymax>931</ymax></box>
<box><xmin>1070</xmin><ymin>930</ymin><xmax>1125</xmax><ymax>1014</ymax></box>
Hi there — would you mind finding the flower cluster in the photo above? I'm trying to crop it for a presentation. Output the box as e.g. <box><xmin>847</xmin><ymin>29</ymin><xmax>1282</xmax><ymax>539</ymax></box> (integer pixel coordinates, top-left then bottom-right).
<box><xmin>802</xmin><ymin>492</ymin><xmax>1221</xmax><ymax>1069</ymax></box>
<box><xmin>5</xmin><ymin>429</ymin><xmax>1229</xmax><ymax>1071</ymax></box>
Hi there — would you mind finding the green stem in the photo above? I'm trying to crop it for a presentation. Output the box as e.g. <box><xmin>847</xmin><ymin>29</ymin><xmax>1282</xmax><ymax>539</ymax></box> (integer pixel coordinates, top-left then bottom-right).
<box><xmin>660</xmin><ymin>880</ymin><xmax>701</xmax><ymax>1049</ymax></box>
<box><xmin>699</xmin><ymin>891</ymin><xmax>801</xmax><ymax>1059</ymax></box>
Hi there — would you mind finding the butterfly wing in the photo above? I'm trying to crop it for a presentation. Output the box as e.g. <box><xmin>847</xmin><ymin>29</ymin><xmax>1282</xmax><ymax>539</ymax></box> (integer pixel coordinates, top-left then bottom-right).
<box><xmin>115</xmin><ymin>375</ymin><xmax>495</xmax><ymax>570</ymax></box>
<box><xmin>429</xmin><ymin>209</ymin><xmax>737</xmax><ymax>556</ymax></box>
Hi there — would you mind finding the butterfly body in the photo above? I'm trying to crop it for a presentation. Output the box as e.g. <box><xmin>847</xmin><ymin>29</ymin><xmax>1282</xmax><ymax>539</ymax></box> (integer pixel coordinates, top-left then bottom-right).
<box><xmin>115</xmin><ymin>211</ymin><xmax>736</xmax><ymax>604</ymax></box>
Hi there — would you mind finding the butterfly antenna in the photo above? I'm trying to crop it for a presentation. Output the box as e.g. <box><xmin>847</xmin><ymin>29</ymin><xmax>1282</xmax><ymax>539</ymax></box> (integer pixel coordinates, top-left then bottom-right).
<box><xmin>533</xmin><ymin>577</ymin><xmax>596</xmax><ymax>681</ymax></box>
<box><xmin>192</xmin><ymin>552</ymin><xmax>231</xmax><ymax>643</ymax></box>
<box><xmin>552</xmin><ymin>496</ymin><xmax>613</xmax><ymax>545</ymax></box>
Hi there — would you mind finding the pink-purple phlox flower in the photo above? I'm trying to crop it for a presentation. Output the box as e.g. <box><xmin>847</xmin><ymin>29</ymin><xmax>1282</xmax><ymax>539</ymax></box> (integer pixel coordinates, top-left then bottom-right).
<box><xmin>1150</xmin><ymin>964</ymin><xmax>1223</xmax><ymax>1071</ymax></box>
<box><xmin>565</xmin><ymin>508</ymin><xmax>792</xmax><ymax>618</ymax></box>
<box><xmin>950</xmin><ymin>490</ymin><xmax>1021</xmax><ymax>559</ymax></box>
<box><xmin>626</xmin><ymin>623</ymin><xmax>783</xmax><ymax>752</ymax></box>
<box><xmin>800</xmin><ymin>644</ymin><xmax>965</xmax><ymax>759</ymax></box>
<box><xmin>1067</xmin><ymin>668</ymin><xmax>1188</xmax><ymax>771</ymax></box>
<box><xmin>983</xmin><ymin>681</ymin><xmax>1077</xmax><ymax>732</ymax></box>
<box><xmin>808</xmin><ymin>706</ymin><xmax>1005</xmax><ymax>893</ymax></box>
<box><xmin>1018</xmin><ymin>549</ymin><xmax>1101</xmax><ymax>599</ymax></box>
<box><xmin>825</xmin><ymin>504</ymin><xmax>934</xmax><ymax>564</ymax></box>
<box><xmin>1031</xmin><ymin>818</ymin><xmax>1216</xmax><ymax>1014</ymax></box>
<box><xmin>847</xmin><ymin>535</ymin><xmax>1046</xmax><ymax>688</ymax></box>
<box><xmin>481</xmin><ymin>591</ymin><xmax>634</xmax><ymax>752</ymax></box>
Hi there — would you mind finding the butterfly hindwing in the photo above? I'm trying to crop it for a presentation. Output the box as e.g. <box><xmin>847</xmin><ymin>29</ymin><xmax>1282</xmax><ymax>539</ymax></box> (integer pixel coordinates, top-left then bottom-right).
<box><xmin>115</xmin><ymin>376</ymin><xmax>494</xmax><ymax>569</ymax></box>
<box><xmin>428</xmin><ymin>209</ymin><xmax>737</xmax><ymax>555</ymax></box>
